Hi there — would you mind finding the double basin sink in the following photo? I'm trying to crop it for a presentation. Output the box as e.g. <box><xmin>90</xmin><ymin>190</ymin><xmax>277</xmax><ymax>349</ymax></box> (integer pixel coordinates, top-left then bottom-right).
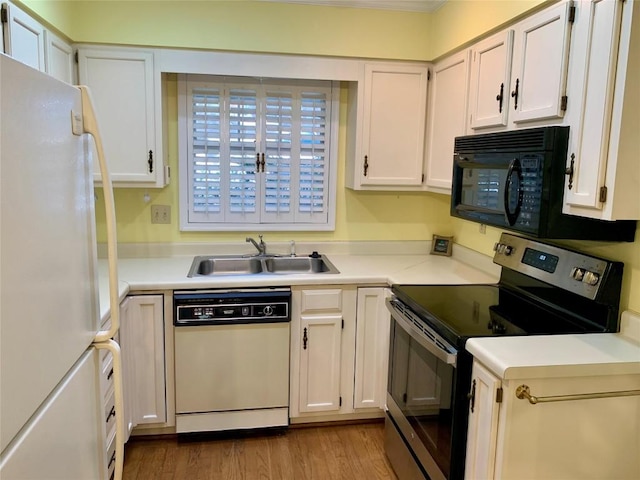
<box><xmin>188</xmin><ymin>253</ymin><xmax>339</xmax><ymax>277</ymax></box>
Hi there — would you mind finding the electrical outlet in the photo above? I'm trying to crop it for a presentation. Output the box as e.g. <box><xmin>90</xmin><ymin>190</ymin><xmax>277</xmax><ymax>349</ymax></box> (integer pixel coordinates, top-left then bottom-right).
<box><xmin>151</xmin><ymin>205</ymin><xmax>171</xmax><ymax>224</ymax></box>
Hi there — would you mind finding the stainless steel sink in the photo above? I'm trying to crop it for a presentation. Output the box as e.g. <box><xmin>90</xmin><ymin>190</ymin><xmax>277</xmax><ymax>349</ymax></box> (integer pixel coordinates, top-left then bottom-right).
<box><xmin>190</xmin><ymin>256</ymin><xmax>264</xmax><ymax>276</ymax></box>
<box><xmin>187</xmin><ymin>254</ymin><xmax>339</xmax><ymax>277</ymax></box>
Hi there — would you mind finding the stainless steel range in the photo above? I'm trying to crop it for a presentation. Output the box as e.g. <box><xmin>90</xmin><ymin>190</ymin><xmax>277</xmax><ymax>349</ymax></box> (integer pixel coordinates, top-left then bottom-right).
<box><xmin>384</xmin><ymin>233</ymin><xmax>624</xmax><ymax>480</ymax></box>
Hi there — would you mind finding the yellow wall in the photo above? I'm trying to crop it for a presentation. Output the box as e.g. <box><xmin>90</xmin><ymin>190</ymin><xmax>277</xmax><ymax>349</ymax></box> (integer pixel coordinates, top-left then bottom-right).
<box><xmin>22</xmin><ymin>0</ymin><xmax>432</xmax><ymax>60</ymax></box>
<box><xmin>22</xmin><ymin>0</ymin><xmax>640</xmax><ymax>314</ymax></box>
<box><xmin>94</xmin><ymin>79</ymin><xmax>454</xmax><ymax>244</ymax></box>
<box><xmin>429</xmin><ymin>0</ymin><xmax>548</xmax><ymax>58</ymax></box>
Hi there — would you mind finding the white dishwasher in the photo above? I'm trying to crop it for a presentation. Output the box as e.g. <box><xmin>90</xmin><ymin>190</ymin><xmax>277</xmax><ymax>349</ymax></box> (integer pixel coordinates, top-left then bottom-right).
<box><xmin>173</xmin><ymin>288</ymin><xmax>290</xmax><ymax>434</ymax></box>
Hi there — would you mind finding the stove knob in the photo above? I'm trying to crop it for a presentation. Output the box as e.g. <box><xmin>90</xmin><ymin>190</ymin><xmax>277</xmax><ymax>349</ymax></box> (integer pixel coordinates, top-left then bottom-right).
<box><xmin>504</xmin><ymin>246</ymin><xmax>513</xmax><ymax>256</ymax></box>
<box><xmin>263</xmin><ymin>305</ymin><xmax>274</xmax><ymax>316</ymax></box>
<box><xmin>570</xmin><ymin>267</ymin><xmax>585</xmax><ymax>281</ymax></box>
<box><xmin>583</xmin><ymin>271</ymin><xmax>600</xmax><ymax>286</ymax></box>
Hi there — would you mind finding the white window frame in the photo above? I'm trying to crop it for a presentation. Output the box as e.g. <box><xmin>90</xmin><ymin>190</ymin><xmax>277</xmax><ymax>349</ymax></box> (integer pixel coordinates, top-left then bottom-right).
<box><xmin>178</xmin><ymin>74</ymin><xmax>339</xmax><ymax>232</ymax></box>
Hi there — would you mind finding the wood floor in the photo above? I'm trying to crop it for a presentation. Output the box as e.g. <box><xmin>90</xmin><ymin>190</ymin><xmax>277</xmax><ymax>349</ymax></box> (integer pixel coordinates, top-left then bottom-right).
<box><xmin>123</xmin><ymin>422</ymin><xmax>398</xmax><ymax>480</ymax></box>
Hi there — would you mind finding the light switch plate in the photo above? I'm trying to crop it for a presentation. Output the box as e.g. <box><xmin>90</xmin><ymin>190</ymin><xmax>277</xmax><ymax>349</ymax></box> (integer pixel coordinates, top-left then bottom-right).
<box><xmin>151</xmin><ymin>205</ymin><xmax>171</xmax><ymax>224</ymax></box>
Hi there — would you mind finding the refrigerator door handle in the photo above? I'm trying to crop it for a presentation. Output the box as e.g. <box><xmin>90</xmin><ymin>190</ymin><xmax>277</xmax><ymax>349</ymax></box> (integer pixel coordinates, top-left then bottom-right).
<box><xmin>77</xmin><ymin>85</ymin><xmax>120</xmax><ymax>342</ymax></box>
<box><xmin>93</xmin><ymin>340</ymin><xmax>124</xmax><ymax>480</ymax></box>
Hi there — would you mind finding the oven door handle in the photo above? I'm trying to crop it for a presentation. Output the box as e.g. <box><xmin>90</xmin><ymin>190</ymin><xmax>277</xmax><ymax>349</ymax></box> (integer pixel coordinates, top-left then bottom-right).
<box><xmin>386</xmin><ymin>299</ymin><xmax>457</xmax><ymax>366</ymax></box>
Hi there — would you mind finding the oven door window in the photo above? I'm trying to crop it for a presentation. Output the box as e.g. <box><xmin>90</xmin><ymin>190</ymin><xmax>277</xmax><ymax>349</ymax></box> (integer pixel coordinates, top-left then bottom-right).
<box><xmin>389</xmin><ymin>319</ymin><xmax>455</xmax><ymax>478</ymax></box>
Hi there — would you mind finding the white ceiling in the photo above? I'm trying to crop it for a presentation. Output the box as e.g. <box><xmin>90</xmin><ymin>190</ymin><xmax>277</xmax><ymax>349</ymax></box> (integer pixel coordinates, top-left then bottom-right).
<box><xmin>256</xmin><ymin>0</ymin><xmax>447</xmax><ymax>13</ymax></box>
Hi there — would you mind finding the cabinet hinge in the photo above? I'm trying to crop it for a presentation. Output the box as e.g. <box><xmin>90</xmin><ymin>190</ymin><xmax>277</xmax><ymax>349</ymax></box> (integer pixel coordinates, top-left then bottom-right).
<box><xmin>560</xmin><ymin>95</ymin><xmax>568</xmax><ymax>111</ymax></box>
<box><xmin>1</xmin><ymin>5</ymin><xmax>8</xmax><ymax>24</ymax></box>
<box><xmin>165</xmin><ymin>165</ymin><xmax>171</xmax><ymax>181</ymax></box>
<box><xmin>339</xmin><ymin>396</ymin><xmax>342</xmax><ymax>407</ymax></box>
<box><xmin>421</xmin><ymin>173</ymin><xmax>425</xmax><ymax>183</ymax></box>
<box><xmin>74</xmin><ymin>51</ymin><xmax>79</xmax><ymax>64</ymax></box>
<box><xmin>599</xmin><ymin>186</ymin><xmax>608</xmax><ymax>203</ymax></box>
<box><xmin>341</xmin><ymin>318</ymin><xmax>344</xmax><ymax>329</ymax></box>
<box><xmin>568</xmin><ymin>4</ymin><xmax>576</xmax><ymax>23</ymax></box>
<box><xmin>496</xmin><ymin>387</ymin><xmax>503</xmax><ymax>403</ymax></box>
<box><xmin>427</xmin><ymin>69</ymin><xmax>431</xmax><ymax>81</ymax></box>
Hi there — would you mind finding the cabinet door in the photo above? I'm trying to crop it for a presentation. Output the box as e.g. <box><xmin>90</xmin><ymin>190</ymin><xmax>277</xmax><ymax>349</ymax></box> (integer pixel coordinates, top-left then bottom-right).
<box><xmin>121</xmin><ymin>294</ymin><xmax>166</xmax><ymax>426</ymax></box>
<box><xmin>465</xmin><ymin>361</ymin><xmax>502</xmax><ymax>480</ymax></box>
<box><xmin>360</xmin><ymin>63</ymin><xmax>428</xmax><ymax>187</ymax></box>
<box><xmin>469</xmin><ymin>30</ymin><xmax>514</xmax><ymax>130</ymax></box>
<box><xmin>77</xmin><ymin>47</ymin><xmax>164</xmax><ymax>187</ymax></box>
<box><xmin>563</xmin><ymin>0</ymin><xmax>623</xmax><ymax>212</ymax></box>
<box><xmin>510</xmin><ymin>1</ymin><xmax>573</xmax><ymax>124</ymax></box>
<box><xmin>354</xmin><ymin>287</ymin><xmax>390</xmax><ymax>410</ymax></box>
<box><xmin>299</xmin><ymin>314</ymin><xmax>343</xmax><ymax>413</ymax></box>
<box><xmin>424</xmin><ymin>50</ymin><xmax>470</xmax><ymax>192</ymax></box>
<box><xmin>44</xmin><ymin>30</ymin><xmax>73</xmax><ymax>84</ymax></box>
<box><xmin>117</xmin><ymin>298</ymin><xmax>135</xmax><ymax>441</ymax></box>
<box><xmin>1</xmin><ymin>1</ymin><xmax>45</xmax><ymax>71</ymax></box>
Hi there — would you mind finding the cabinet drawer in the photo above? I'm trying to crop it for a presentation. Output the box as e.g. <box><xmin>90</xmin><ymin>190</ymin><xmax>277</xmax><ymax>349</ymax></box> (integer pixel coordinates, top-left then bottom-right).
<box><xmin>99</xmin><ymin>350</ymin><xmax>114</xmax><ymax>399</ymax></box>
<box><xmin>106</xmin><ymin>431</ymin><xmax>117</xmax><ymax>480</ymax></box>
<box><xmin>300</xmin><ymin>289</ymin><xmax>343</xmax><ymax>313</ymax></box>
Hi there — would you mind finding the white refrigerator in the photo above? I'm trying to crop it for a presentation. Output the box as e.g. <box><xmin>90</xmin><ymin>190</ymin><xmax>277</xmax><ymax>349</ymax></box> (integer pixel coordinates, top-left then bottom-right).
<box><xmin>0</xmin><ymin>54</ymin><xmax>124</xmax><ymax>479</ymax></box>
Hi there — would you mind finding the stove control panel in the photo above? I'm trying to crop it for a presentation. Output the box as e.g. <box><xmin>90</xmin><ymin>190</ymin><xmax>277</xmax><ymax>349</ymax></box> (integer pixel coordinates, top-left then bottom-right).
<box><xmin>493</xmin><ymin>233</ymin><xmax>622</xmax><ymax>301</ymax></box>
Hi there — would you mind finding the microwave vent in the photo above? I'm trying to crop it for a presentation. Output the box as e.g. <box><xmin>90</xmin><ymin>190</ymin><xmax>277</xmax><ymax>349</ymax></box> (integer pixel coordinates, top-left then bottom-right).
<box><xmin>454</xmin><ymin>127</ymin><xmax>565</xmax><ymax>153</ymax></box>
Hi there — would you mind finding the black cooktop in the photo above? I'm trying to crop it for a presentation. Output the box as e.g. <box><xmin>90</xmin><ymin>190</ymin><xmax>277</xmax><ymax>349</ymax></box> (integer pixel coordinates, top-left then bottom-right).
<box><xmin>391</xmin><ymin>282</ymin><xmax>612</xmax><ymax>348</ymax></box>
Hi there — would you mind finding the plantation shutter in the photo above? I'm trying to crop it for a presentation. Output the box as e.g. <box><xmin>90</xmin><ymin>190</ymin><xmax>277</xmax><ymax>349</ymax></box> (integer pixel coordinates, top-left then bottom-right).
<box><xmin>183</xmin><ymin>75</ymin><xmax>332</xmax><ymax>228</ymax></box>
<box><xmin>298</xmin><ymin>90</ymin><xmax>328</xmax><ymax>221</ymax></box>
<box><xmin>262</xmin><ymin>88</ymin><xmax>294</xmax><ymax>223</ymax></box>
<box><xmin>188</xmin><ymin>83</ymin><xmax>223</xmax><ymax>222</ymax></box>
<box><xmin>225</xmin><ymin>85</ymin><xmax>260</xmax><ymax>223</ymax></box>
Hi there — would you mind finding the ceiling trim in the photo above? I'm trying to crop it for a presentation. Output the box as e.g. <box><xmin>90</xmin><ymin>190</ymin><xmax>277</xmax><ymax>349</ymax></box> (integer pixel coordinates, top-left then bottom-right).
<box><xmin>255</xmin><ymin>0</ymin><xmax>447</xmax><ymax>13</ymax></box>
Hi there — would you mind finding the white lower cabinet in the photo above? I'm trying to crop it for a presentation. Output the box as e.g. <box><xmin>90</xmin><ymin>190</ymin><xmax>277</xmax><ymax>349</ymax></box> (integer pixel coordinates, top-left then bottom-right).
<box><xmin>353</xmin><ymin>287</ymin><xmax>390</xmax><ymax>410</ymax></box>
<box><xmin>120</xmin><ymin>294</ymin><xmax>167</xmax><ymax>435</ymax></box>
<box><xmin>290</xmin><ymin>286</ymin><xmax>357</xmax><ymax>418</ymax></box>
<box><xmin>290</xmin><ymin>285</ymin><xmax>390</xmax><ymax>422</ymax></box>
<box><xmin>464</xmin><ymin>361</ymin><xmax>502</xmax><ymax>480</ymax></box>
<box><xmin>465</xmin><ymin>358</ymin><xmax>640</xmax><ymax>479</ymax></box>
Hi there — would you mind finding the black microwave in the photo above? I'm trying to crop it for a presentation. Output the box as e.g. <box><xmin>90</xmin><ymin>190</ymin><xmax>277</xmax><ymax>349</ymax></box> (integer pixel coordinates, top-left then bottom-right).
<box><xmin>451</xmin><ymin>126</ymin><xmax>636</xmax><ymax>242</ymax></box>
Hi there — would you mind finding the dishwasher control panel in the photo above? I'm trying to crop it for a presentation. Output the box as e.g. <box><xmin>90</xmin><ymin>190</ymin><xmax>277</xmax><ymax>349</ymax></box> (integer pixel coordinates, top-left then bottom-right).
<box><xmin>174</xmin><ymin>288</ymin><xmax>291</xmax><ymax>326</ymax></box>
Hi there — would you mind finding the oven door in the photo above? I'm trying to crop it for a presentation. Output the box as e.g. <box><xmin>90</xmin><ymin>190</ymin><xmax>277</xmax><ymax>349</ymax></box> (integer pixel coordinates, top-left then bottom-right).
<box><xmin>451</xmin><ymin>152</ymin><xmax>527</xmax><ymax>229</ymax></box>
<box><xmin>386</xmin><ymin>298</ymin><xmax>458</xmax><ymax>480</ymax></box>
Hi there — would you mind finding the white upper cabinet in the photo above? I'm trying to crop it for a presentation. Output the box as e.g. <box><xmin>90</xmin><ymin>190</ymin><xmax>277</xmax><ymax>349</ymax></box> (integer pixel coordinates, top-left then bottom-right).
<box><xmin>469</xmin><ymin>30</ymin><xmax>514</xmax><ymax>130</ymax></box>
<box><xmin>1</xmin><ymin>1</ymin><xmax>46</xmax><ymax>71</ymax></box>
<box><xmin>509</xmin><ymin>1</ymin><xmax>574</xmax><ymax>125</ymax></box>
<box><xmin>563</xmin><ymin>0</ymin><xmax>639</xmax><ymax>221</ymax></box>
<box><xmin>1</xmin><ymin>1</ymin><xmax>73</xmax><ymax>83</ymax></box>
<box><xmin>45</xmin><ymin>30</ymin><xmax>73</xmax><ymax>84</ymax></box>
<box><xmin>346</xmin><ymin>62</ymin><xmax>428</xmax><ymax>190</ymax></box>
<box><xmin>424</xmin><ymin>50</ymin><xmax>471</xmax><ymax>193</ymax></box>
<box><xmin>77</xmin><ymin>46</ymin><xmax>167</xmax><ymax>188</ymax></box>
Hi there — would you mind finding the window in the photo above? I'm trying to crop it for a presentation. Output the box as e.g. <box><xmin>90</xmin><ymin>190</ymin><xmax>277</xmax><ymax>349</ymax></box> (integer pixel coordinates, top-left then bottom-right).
<box><xmin>178</xmin><ymin>75</ymin><xmax>338</xmax><ymax>231</ymax></box>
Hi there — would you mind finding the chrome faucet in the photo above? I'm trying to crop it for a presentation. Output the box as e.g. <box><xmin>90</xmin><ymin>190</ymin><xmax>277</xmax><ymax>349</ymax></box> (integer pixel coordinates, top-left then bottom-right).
<box><xmin>246</xmin><ymin>235</ymin><xmax>267</xmax><ymax>256</ymax></box>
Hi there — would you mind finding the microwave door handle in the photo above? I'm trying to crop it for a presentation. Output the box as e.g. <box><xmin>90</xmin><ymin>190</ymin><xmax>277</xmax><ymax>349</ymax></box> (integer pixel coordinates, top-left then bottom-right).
<box><xmin>504</xmin><ymin>158</ymin><xmax>523</xmax><ymax>226</ymax></box>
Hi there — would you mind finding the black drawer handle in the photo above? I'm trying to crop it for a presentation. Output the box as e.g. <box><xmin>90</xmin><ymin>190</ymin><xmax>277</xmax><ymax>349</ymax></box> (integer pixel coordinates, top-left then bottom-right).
<box><xmin>107</xmin><ymin>368</ymin><xmax>114</xmax><ymax>380</ymax></box>
<box><xmin>106</xmin><ymin>406</ymin><xmax>116</xmax><ymax>423</ymax></box>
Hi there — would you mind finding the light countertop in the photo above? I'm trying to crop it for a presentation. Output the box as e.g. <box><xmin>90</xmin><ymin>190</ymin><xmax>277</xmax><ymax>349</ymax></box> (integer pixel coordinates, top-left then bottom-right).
<box><xmin>466</xmin><ymin>311</ymin><xmax>640</xmax><ymax>379</ymax></box>
<box><xmin>97</xmin><ymin>244</ymin><xmax>500</xmax><ymax>322</ymax></box>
